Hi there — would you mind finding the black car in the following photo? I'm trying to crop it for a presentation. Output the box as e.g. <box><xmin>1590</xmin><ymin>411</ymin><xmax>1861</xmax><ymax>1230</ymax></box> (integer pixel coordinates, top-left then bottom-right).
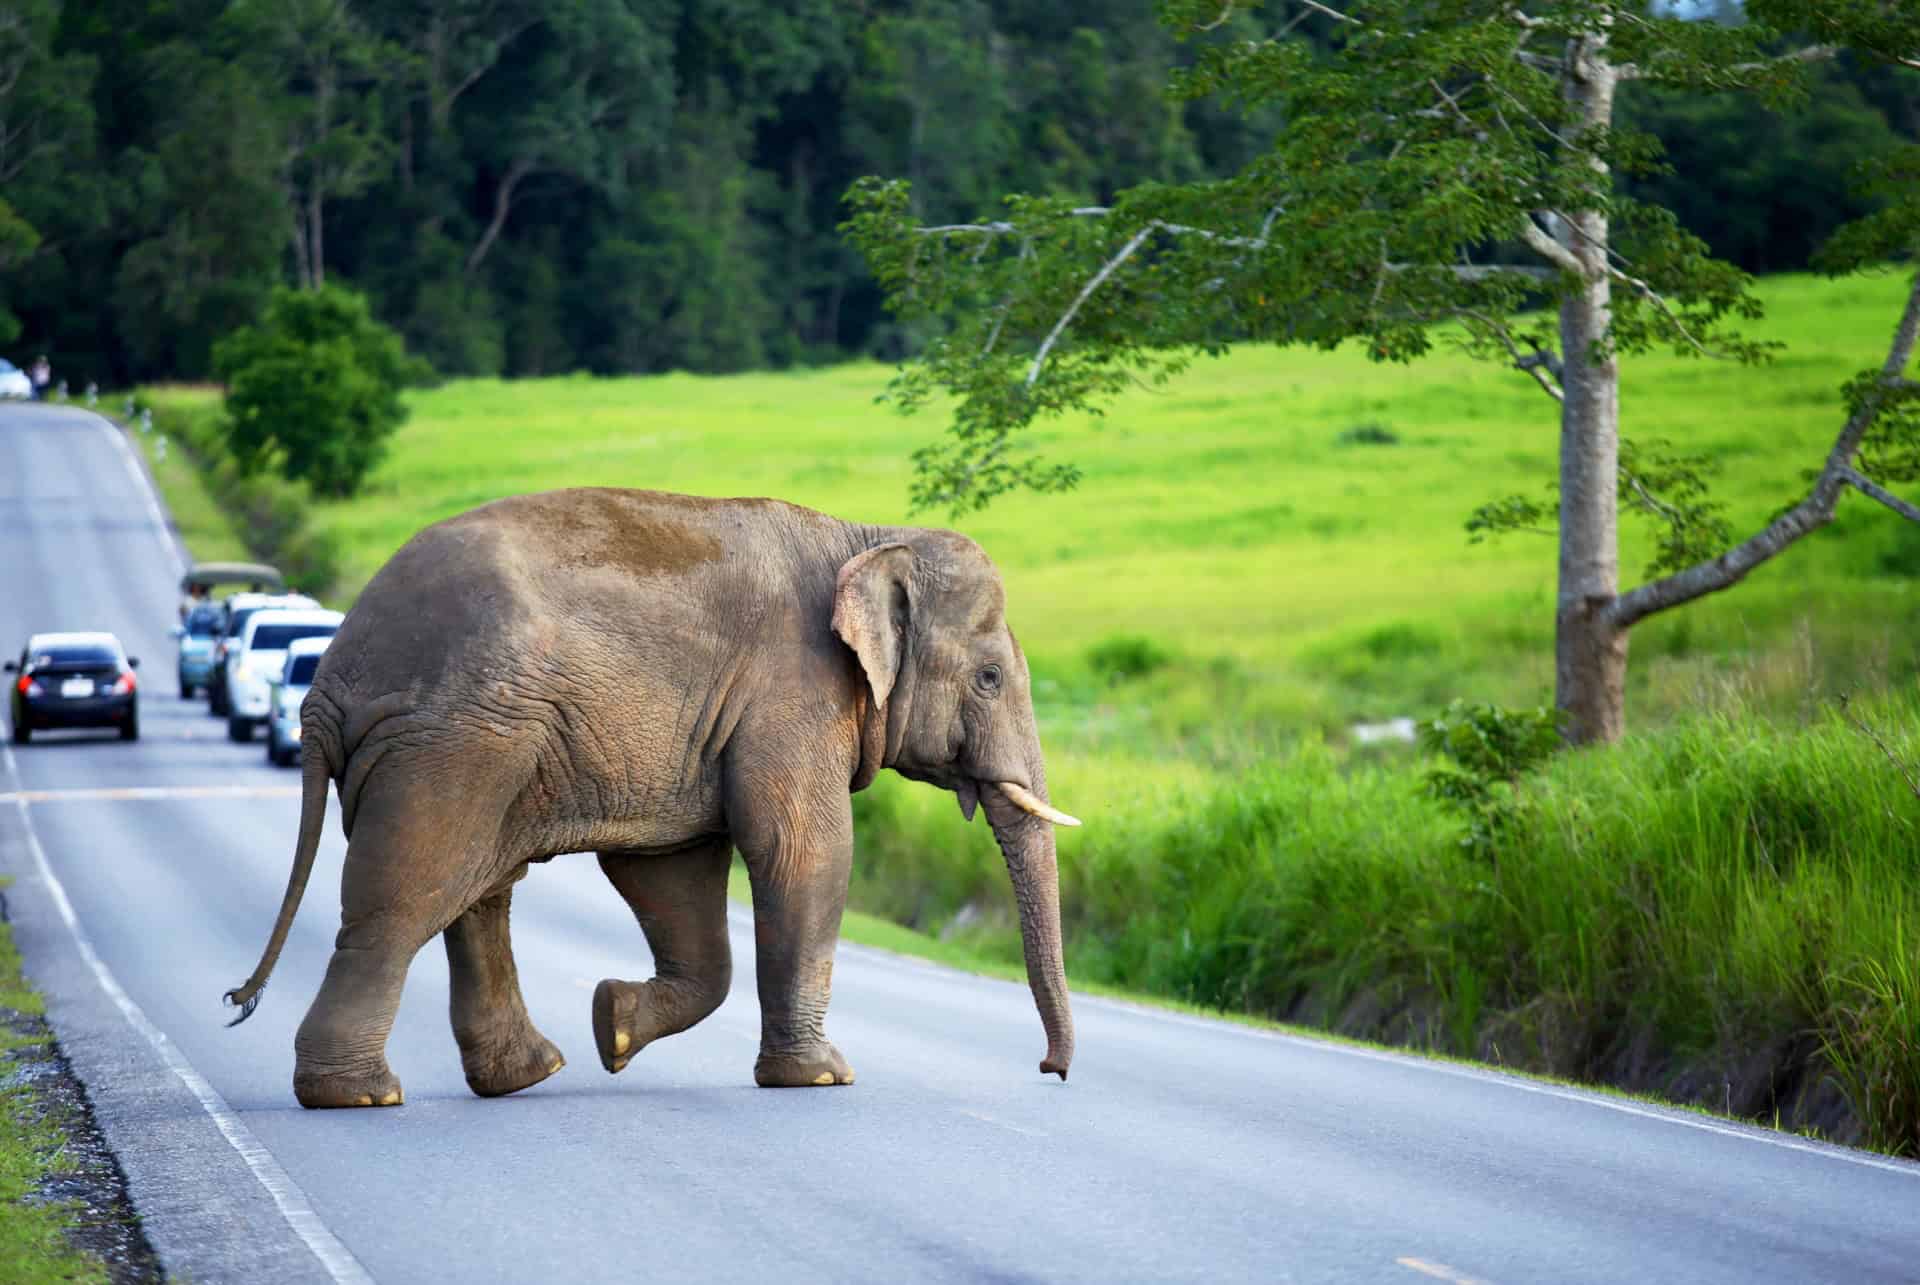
<box><xmin>6</xmin><ymin>632</ymin><xmax>140</xmax><ymax>743</ymax></box>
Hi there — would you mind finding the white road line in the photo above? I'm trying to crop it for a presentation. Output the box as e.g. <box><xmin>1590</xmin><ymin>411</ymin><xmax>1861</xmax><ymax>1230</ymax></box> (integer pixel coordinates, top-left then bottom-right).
<box><xmin>23</xmin><ymin>416</ymin><xmax>362</xmax><ymax>1275</ymax></box>
<box><xmin>0</xmin><ymin>785</ymin><xmax>303</xmax><ymax>805</ymax></box>
<box><xmin>1067</xmin><ymin>987</ymin><xmax>1920</xmax><ymax>1179</ymax></box>
<box><xmin>1397</xmin><ymin>1257</ymin><xmax>1491</xmax><ymax>1285</ymax></box>
<box><xmin>808</xmin><ymin>909</ymin><xmax>1920</xmax><ymax>1181</ymax></box>
<box><xmin>957</xmin><ymin>1109</ymin><xmax>1046</xmax><ymax>1138</ymax></box>
<box><xmin>2</xmin><ymin>744</ymin><xmax>369</xmax><ymax>1283</ymax></box>
<box><xmin>98</xmin><ymin>411</ymin><xmax>188</xmax><ymax>578</ymax></box>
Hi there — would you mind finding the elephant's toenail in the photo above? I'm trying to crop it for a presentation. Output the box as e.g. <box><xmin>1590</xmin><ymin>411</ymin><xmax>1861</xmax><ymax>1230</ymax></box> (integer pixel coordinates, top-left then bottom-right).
<box><xmin>548</xmin><ymin>1058</ymin><xmax>564</xmax><ymax>1074</ymax></box>
<box><xmin>611</xmin><ymin>1057</ymin><xmax>628</xmax><ymax>1073</ymax></box>
<box><xmin>613</xmin><ymin>1032</ymin><xmax>630</xmax><ymax>1055</ymax></box>
<box><xmin>355</xmin><ymin>1095</ymin><xmax>373</xmax><ymax>1106</ymax></box>
<box><xmin>379</xmin><ymin>1090</ymin><xmax>402</xmax><ymax>1106</ymax></box>
<box><xmin>812</xmin><ymin>1071</ymin><xmax>835</xmax><ymax>1086</ymax></box>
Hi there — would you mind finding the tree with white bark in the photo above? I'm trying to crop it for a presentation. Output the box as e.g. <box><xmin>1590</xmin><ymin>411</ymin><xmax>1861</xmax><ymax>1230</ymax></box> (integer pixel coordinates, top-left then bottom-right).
<box><xmin>225</xmin><ymin>0</ymin><xmax>402</xmax><ymax>289</ymax></box>
<box><xmin>845</xmin><ymin>0</ymin><xmax>1920</xmax><ymax>746</ymax></box>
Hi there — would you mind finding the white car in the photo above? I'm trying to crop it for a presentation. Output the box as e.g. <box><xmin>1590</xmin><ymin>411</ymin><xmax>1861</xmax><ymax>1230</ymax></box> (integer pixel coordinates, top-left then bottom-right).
<box><xmin>207</xmin><ymin>591</ymin><xmax>320</xmax><ymax>715</ymax></box>
<box><xmin>224</xmin><ymin>608</ymin><xmax>343</xmax><ymax>742</ymax></box>
<box><xmin>265</xmin><ymin>635</ymin><xmax>330</xmax><ymax>767</ymax></box>
<box><xmin>0</xmin><ymin>360</ymin><xmax>31</xmax><ymax>399</ymax></box>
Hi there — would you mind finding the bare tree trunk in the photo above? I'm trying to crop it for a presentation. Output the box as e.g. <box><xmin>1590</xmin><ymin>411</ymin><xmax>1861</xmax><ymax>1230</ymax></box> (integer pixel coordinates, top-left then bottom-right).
<box><xmin>309</xmin><ymin>191</ymin><xmax>326</xmax><ymax>287</ymax></box>
<box><xmin>1555</xmin><ymin>272</ymin><xmax>1627</xmax><ymax>745</ymax></box>
<box><xmin>1553</xmin><ymin>39</ymin><xmax>1626</xmax><ymax>746</ymax></box>
<box><xmin>467</xmin><ymin>157</ymin><xmax>530</xmax><ymax>276</ymax></box>
<box><xmin>290</xmin><ymin>216</ymin><xmax>312</xmax><ymax>290</ymax></box>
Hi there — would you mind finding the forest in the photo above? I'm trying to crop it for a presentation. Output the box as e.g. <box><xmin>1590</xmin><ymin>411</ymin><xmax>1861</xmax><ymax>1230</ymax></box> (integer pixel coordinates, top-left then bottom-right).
<box><xmin>2</xmin><ymin>0</ymin><xmax>1914</xmax><ymax>389</ymax></box>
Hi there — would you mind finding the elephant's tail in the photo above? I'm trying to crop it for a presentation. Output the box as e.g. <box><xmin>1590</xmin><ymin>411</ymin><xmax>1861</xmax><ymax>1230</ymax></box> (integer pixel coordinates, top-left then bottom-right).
<box><xmin>224</xmin><ymin>744</ymin><xmax>331</xmax><ymax>1026</ymax></box>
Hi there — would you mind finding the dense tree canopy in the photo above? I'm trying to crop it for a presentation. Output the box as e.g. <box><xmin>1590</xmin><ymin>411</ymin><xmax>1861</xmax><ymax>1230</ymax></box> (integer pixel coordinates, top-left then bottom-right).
<box><xmin>0</xmin><ymin>0</ymin><xmax>1910</xmax><ymax>388</ymax></box>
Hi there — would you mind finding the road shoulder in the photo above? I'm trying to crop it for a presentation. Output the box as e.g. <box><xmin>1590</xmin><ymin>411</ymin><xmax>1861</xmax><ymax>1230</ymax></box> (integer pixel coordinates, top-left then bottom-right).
<box><xmin>0</xmin><ymin>785</ymin><xmax>344</xmax><ymax>1283</ymax></box>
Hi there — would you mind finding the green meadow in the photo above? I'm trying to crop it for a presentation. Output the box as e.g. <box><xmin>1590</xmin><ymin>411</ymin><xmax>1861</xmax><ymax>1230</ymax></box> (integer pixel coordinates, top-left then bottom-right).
<box><xmin>142</xmin><ymin>270</ymin><xmax>1920</xmax><ymax>1150</ymax></box>
<box><xmin>150</xmin><ymin>272</ymin><xmax>1919</xmax><ymax>738</ymax></box>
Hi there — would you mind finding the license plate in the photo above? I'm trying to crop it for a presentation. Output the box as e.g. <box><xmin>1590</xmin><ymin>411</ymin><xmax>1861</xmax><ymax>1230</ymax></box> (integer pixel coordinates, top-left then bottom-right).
<box><xmin>60</xmin><ymin>678</ymin><xmax>94</xmax><ymax>699</ymax></box>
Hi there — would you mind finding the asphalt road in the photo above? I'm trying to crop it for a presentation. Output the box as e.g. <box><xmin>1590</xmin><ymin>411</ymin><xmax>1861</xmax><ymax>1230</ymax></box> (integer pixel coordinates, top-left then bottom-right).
<box><xmin>2</xmin><ymin>401</ymin><xmax>1918</xmax><ymax>1285</ymax></box>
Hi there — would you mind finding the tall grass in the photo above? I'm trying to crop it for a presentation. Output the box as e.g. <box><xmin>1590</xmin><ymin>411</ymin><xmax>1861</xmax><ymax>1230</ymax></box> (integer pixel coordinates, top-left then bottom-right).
<box><xmin>856</xmin><ymin>696</ymin><xmax>1920</xmax><ymax>1150</ymax></box>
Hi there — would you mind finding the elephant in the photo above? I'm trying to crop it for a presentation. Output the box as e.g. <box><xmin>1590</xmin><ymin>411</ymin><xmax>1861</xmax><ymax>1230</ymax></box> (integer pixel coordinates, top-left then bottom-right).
<box><xmin>225</xmin><ymin>487</ymin><xmax>1079</xmax><ymax>1108</ymax></box>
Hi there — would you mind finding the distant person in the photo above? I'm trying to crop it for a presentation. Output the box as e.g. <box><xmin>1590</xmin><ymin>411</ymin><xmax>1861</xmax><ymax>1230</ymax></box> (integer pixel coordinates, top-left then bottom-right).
<box><xmin>27</xmin><ymin>356</ymin><xmax>50</xmax><ymax>401</ymax></box>
<box><xmin>179</xmin><ymin>583</ymin><xmax>208</xmax><ymax>622</ymax></box>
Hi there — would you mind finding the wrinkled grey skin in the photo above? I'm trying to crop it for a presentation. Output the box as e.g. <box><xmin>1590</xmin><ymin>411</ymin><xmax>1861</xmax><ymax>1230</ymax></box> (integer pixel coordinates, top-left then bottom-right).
<box><xmin>226</xmin><ymin>488</ymin><xmax>1074</xmax><ymax>1107</ymax></box>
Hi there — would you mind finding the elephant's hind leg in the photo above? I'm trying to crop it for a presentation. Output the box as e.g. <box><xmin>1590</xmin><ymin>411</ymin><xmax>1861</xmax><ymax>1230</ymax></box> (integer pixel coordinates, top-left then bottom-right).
<box><xmin>445</xmin><ymin>867</ymin><xmax>566</xmax><ymax>1098</ymax></box>
<box><xmin>293</xmin><ymin>936</ymin><xmax>411</xmax><ymax>1109</ymax></box>
<box><xmin>593</xmin><ymin>838</ymin><xmax>734</xmax><ymax>1075</ymax></box>
<box><xmin>294</xmin><ymin>783</ymin><xmax>510</xmax><ymax>1109</ymax></box>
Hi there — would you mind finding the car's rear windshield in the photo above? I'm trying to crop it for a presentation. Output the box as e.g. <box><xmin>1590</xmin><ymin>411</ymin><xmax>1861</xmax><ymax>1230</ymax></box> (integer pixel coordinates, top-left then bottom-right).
<box><xmin>286</xmin><ymin>655</ymin><xmax>322</xmax><ymax>685</ymax></box>
<box><xmin>185</xmin><ymin>608</ymin><xmax>221</xmax><ymax>637</ymax></box>
<box><xmin>33</xmin><ymin>646</ymin><xmax>118</xmax><ymax>668</ymax></box>
<box><xmin>252</xmin><ymin>624</ymin><xmax>336</xmax><ymax>651</ymax></box>
<box><xmin>225</xmin><ymin>608</ymin><xmax>258</xmax><ymax>637</ymax></box>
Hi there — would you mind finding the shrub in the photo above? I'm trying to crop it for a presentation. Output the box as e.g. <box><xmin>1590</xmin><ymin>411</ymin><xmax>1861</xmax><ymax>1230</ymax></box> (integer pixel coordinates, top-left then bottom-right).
<box><xmin>1085</xmin><ymin>633</ymin><xmax>1175</xmax><ymax>684</ymax></box>
<box><xmin>212</xmin><ymin>284</ymin><xmax>429</xmax><ymax>498</ymax></box>
<box><xmin>1336</xmin><ymin>421</ymin><xmax>1400</xmax><ymax>446</ymax></box>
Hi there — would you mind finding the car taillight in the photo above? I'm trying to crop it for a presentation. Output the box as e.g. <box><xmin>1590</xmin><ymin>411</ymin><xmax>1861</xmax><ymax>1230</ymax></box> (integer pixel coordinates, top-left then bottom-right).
<box><xmin>112</xmin><ymin>672</ymin><xmax>135</xmax><ymax>695</ymax></box>
<box><xmin>16</xmin><ymin>676</ymin><xmax>41</xmax><ymax>697</ymax></box>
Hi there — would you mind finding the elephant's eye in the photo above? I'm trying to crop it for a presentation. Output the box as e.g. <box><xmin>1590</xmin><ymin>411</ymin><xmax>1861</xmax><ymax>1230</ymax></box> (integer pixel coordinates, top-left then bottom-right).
<box><xmin>975</xmin><ymin>664</ymin><xmax>1003</xmax><ymax>695</ymax></box>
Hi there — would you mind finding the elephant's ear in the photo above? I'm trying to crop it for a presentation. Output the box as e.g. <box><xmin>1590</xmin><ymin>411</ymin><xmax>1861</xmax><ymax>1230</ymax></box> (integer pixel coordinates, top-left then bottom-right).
<box><xmin>832</xmin><ymin>542</ymin><xmax>915</xmax><ymax>710</ymax></box>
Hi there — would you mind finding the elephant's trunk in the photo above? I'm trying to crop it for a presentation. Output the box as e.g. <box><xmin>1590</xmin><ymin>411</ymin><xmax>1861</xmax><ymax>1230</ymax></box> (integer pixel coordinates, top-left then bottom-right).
<box><xmin>984</xmin><ymin>763</ymin><xmax>1075</xmax><ymax>1080</ymax></box>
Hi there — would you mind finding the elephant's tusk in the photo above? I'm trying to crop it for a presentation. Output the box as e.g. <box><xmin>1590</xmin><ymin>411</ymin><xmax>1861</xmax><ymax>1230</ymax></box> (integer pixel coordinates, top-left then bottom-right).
<box><xmin>997</xmin><ymin>781</ymin><xmax>1081</xmax><ymax>827</ymax></box>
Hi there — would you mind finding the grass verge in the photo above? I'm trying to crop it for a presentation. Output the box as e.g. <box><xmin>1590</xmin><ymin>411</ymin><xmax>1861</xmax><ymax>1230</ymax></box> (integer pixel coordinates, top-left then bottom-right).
<box><xmin>124</xmin><ymin>390</ymin><xmax>341</xmax><ymax>597</ymax></box>
<box><xmin>119</xmin><ymin>400</ymin><xmax>252</xmax><ymax>566</ymax></box>
<box><xmin>846</xmin><ymin>696</ymin><xmax>1920</xmax><ymax>1152</ymax></box>
<box><xmin>0</xmin><ymin>884</ymin><xmax>145</xmax><ymax>1283</ymax></box>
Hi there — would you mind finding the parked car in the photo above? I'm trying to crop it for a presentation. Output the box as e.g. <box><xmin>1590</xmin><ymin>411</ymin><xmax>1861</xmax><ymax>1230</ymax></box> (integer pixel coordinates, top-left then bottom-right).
<box><xmin>224</xmin><ymin>607</ymin><xmax>343</xmax><ymax>742</ymax></box>
<box><xmin>170</xmin><ymin>603</ymin><xmax>224</xmax><ymax>697</ymax></box>
<box><xmin>0</xmin><ymin>360</ymin><xmax>30</xmax><ymax>400</ymax></box>
<box><xmin>207</xmin><ymin>591</ymin><xmax>319</xmax><ymax>715</ymax></box>
<box><xmin>265</xmin><ymin>635</ymin><xmax>330</xmax><ymax>766</ymax></box>
<box><xmin>5</xmin><ymin>632</ymin><xmax>140</xmax><ymax>743</ymax></box>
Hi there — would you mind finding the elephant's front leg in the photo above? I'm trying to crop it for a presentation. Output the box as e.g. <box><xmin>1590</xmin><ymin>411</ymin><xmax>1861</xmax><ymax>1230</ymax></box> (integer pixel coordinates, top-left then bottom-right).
<box><xmin>444</xmin><ymin>867</ymin><xmax>567</xmax><ymax>1098</ymax></box>
<box><xmin>593</xmin><ymin>837</ymin><xmax>734</xmax><ymax>1074</ymax></box>
<box><xmin>733</xmin><ymin>786</ymin><xmax>857</xmax><ymax>1088</ymax></box>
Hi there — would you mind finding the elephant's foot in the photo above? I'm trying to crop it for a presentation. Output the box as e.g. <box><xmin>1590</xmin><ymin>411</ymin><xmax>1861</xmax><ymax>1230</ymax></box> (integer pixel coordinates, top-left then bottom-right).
<box><xmin>293</xmin><ymin>1062</ymin><xmax>404</xmax><ymax>1109</ymax></box>
<box><xmin>593</xmin><ymin>976</ymin><xmax>724</xmax><ymax>1074</ymax></box>
<box><xmin>459</xmin><ymin>1028</ymin><xmax>566</xmax><ymax>1099</ymax></box>
<box><xmin>592</xmin><ymin>979</ymin><xmax>654</xmax><ymax>1073</ymax></box>
<box><xmin>754</xmin><ymin>1040</ymin><xmax>855</xmax><ymax>1088</ymax></box>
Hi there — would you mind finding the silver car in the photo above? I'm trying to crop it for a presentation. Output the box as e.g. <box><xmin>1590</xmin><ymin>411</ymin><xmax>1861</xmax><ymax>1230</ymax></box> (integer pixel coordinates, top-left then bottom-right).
<box><xmin>265</xmin><ymin>635</ymin><xmax>330</xmax><ymax>767</ymax></box>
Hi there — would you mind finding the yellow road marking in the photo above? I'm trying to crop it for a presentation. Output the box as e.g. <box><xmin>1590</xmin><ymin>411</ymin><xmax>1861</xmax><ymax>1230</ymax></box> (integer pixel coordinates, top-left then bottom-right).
<box><xmin>1397</xmin><ymin>1259</ymin><xmax>1491</xmax><ymax>1285</ymax></box>
<box><xmin>0</xmin><ymin>785</ymin><xmax>302</xmax><ymax>805</ymax></box>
